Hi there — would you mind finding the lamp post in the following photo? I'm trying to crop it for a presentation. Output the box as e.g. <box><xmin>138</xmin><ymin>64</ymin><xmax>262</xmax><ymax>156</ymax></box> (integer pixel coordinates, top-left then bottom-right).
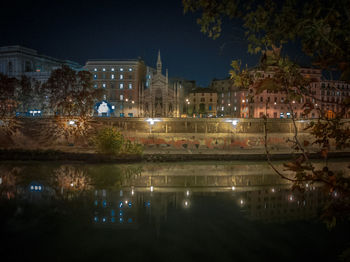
<box><xmin>185</xmin><ymin>98</ymin><xmax>189</xmax><ymax>117</ymax></box>
<box><xmin>187</xmin><ymin>101</ymin><xmax>190</xmax><ymax>117</ymax></box>
<box><xmin>146</xmin><ymin>118</ymin><xmax>161</xmax><ymax>134</ymax></box>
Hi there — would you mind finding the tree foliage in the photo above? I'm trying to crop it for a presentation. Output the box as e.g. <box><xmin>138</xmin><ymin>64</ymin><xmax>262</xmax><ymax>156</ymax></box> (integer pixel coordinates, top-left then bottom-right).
<box><xmin>184</xmin><ymin>0</ymin><xmax>350</xmax><ymax>230</ymax></box>
<box><xmin>183</xmin><ymin>0</ymin><xmax>350</xmax><ymax>80</ymax></box>
<box><xmin>45</xmin><ymin>65</ymin><xmax>103</xmax><ymax>116</ymax></box>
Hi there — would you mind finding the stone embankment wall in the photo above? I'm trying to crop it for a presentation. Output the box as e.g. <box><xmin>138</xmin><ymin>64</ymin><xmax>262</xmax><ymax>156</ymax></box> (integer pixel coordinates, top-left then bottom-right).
<box><xmin>8</xmin><ymin>117</ymin><xmax>341</xmax><ymax>155</ymax></box>
<box><xmin>95</xmin><ymin>118</ymin><xmax>323</xmax><ymax>154</ymax></box>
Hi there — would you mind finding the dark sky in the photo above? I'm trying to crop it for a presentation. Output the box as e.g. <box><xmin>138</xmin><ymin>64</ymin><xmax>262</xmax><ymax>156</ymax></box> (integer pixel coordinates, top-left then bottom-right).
<box><xmin>0</xmin><ymin>0</ymin><xmax>307</xmax><ymax>86</ymax></box>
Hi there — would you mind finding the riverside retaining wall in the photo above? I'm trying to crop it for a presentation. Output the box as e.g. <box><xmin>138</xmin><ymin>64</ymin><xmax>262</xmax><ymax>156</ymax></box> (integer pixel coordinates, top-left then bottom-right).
<box><xmin>2</xmin><ymin>117</ymin><xmax>346</xmax><ymax>154</ymax></box>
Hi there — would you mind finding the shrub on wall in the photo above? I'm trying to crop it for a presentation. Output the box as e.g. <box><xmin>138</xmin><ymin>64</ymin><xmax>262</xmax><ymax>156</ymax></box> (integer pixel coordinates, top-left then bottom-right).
<box><xmin>93</xmin><ymin>127</ymin><xmax>143</xmax><ymax>155</ymax></box>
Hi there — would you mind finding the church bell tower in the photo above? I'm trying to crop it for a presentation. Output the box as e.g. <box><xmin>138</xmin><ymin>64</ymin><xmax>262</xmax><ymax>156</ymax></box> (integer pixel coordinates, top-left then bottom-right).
<box><xmin>157</xmin><ymin>50</ymin><xmax>162</xmax><ymax>74</ymax></box>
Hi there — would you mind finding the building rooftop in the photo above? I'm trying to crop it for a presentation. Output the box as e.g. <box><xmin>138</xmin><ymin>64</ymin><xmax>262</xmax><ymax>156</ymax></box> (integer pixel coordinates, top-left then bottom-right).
<box><xmin>191</xmin><ymin>87</ymin><xmax>216</xmax><ymax>93</ymax></box>
<box><xmin>0</xmin><ymin>45</ymin><xmax>82</xmax><ymax>68</ymax></box>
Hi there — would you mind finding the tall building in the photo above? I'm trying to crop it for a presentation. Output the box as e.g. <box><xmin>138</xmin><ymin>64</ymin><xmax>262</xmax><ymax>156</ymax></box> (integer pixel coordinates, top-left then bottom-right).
<box><xmin>245</xmin><ymin>67</ymin><xmax>350</xmax><ymax>119</ymax></box>
<box><xmin>141</xmin><ymin>51</ymin><xmax>176</xmax><ymax>117</ymax></box>
<box><xmin>85</xmin><ymin>59</ymin><xmax>147</xmax><ymax>117</ymax></box>
<box><xmin>210</xmin><ymin>77</ymin><xmax>243</xmax><ymax>117</ymax></box>
<box><xmin>188</xmin><ymin>87</ymin><xmax>217</xmax><ymax>117</ymax></box>
<box><xmin>0</xmin><ymin>45</ymin><xmax>82</xmax><ymax>82</ymax></box>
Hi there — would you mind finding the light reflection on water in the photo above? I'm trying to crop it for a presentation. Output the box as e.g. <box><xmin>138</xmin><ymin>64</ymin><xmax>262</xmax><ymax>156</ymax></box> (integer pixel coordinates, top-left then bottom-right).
<box><xmin>0</xmin><ymin>161</ymin><xmax>349</xmax><ymax>261</ymax></box>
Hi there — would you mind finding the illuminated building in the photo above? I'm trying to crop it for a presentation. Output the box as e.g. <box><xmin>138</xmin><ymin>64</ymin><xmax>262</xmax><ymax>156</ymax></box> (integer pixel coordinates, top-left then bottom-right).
<box><xmin>141</xmin><ymin>51</ymin><xmax>177</xmax><ymax>117</ymax></box>
<box><xmin>0</xmin><ymin>45</ymin><xmax>82</xmax><ymax>82</ymax></box>
<box><xmin>188</xmin><ymin>88</ymin><xmax>217</xmax><ymax>117</ymax></box>
<box><xmin>86</xmin><ymin>51</ymin><xmax>180</xmax><ymax>117</ymax></box>
<box><xmin>85</xmin><ymin>59</ymin><xmax>146</xmax><ymax>117</ymax></box>
<box><xmin>210</xmin><ymin>77</ymin><xmax>243</xmax><ymax>117</ymax></box>
<box><xmin>243</xmin><ymin>67</ymin><xmax>350</xmax><ymax>119</ymax></box>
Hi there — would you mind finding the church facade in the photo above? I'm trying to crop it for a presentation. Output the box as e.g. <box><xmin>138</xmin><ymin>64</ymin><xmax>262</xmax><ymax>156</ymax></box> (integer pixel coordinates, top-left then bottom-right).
<box><xmin>141</xmin><ymin>51</ymin><xmax>178</xmax><ymax>117</ymax></box>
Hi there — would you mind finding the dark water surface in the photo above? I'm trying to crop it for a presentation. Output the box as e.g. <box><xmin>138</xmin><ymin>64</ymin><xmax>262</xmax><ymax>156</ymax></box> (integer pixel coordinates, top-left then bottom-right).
<box><xmin>0</xmin><ymin>160</ymin><xmax>349</xmax><ymax>261</ymax></box>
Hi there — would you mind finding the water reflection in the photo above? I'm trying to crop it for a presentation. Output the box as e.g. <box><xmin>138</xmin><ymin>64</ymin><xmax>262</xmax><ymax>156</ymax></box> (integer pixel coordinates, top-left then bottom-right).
<box><xmin>0</xmin><ymin>166</ymin><xmax>21</xmax><ymax>199</ymax></box>
<box><xmin>0</xmin><ymin>161</ymin><xmax>344</xmax><ymax>225</ymax></box>
<box><xmin>52</xmin><ymin>165</ymin><xmax>92</xmax><ymax>194</ymax></box>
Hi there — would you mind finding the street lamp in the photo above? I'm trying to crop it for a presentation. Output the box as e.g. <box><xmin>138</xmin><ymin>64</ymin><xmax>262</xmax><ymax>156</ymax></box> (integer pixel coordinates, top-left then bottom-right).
<box><xmin>225</xmin><ymin>119</ymin><xmax>239</xmax><ymax>128</ymax></box>
<box><xmin>145</xmin><ymin>118</ymin><xmax>161</xmax><ymax>133</ymax></box>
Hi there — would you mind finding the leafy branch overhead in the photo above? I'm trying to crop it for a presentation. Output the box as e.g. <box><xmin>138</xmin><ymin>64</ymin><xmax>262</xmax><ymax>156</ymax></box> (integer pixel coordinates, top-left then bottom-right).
<box><xmin>184</xmin><ymin>0</ymin><xmax>350</xmax><ymax>229</ymax></box>
<box><xmin>183</xmin><ymin>0</ymin><xmax>350</xmax><ymax>80</ymax></box>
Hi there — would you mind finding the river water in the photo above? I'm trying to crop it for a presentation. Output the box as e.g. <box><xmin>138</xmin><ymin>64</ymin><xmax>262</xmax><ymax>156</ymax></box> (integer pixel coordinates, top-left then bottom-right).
<box><xmin>0</xmin><ymin>160</ymin><xmax>349</xmax><ymax>261</ymax></box>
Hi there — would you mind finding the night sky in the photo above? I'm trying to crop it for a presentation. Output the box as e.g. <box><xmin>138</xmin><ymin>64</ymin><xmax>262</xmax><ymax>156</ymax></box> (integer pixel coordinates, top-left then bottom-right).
<box><xmin>1</xmin><ymin>0</ymin><xmax>308</xmax><ymax>86</ymax></box>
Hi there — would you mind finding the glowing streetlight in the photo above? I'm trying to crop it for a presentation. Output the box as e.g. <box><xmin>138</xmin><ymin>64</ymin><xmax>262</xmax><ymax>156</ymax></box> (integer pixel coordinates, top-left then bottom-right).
<box><xmin>146</xmin><ymin>118</ymin><xmax>160</xmax><ymax>125</ymax></box>
<box><xmin>150</xmin><ymin>186</ymin><xmax>154</xmax><ymax>192</ymax></box>
<box><xmin>231</xmin><ymin>186</ymin><xmax>236</xmax><ymax>191</ymax></box>
<box><xmin>225</xmin><ymin>119</ymin><xmax>239</xmax><ymax>127</ymax></box>
<box><xmin>146</xmin><ymin>118</ymin><xmax>161</xmax><ymax>133</ymax></box>
<box><xmin>68</xmin><ymin>120</ymin><xmax>76</xmax><ymax>126</ymax></box>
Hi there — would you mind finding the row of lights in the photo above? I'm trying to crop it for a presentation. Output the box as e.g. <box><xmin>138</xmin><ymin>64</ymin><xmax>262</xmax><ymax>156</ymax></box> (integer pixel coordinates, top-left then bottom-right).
<box><xmin>94</xmin><ymin>67</ymin><xmax>133</xmax><ymax>72</ymax></box>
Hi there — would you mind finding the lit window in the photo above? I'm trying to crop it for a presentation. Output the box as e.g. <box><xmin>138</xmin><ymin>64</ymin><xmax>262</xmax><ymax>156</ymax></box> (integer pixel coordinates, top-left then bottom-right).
<box><xmin>93</xmin><ymin>74</ymin><xmax>97</xmax><ymax>80</ymax></box>
<box><xmin>94</xmin><ymin>84</ymin><xmax>98</xmax><ymax>88</ymax></box>
<box><xmin>234</xmin><ymin>106</ymin><xmax>237</xmax><ymax>111</ymax></box>
<box><xmin>111</xmin><ymin>74</ymin><xmax>115</xmax><ymax>79</ymax></box>
<box><xmin>111</xmin><ymin>68</ymin><xmax>115</xmax><ymax>71</ymax></box>
<box><xmin>120</xmin><ymin>95</ymin><xmax>123</xmax><ymax>100</ymax></box>
<box><xmin>102</xmin><ymin>68</ymin><xmax>106</xmax><ymax>71</ymax></box>
<box><xmin>221</xmin><ymin>106</ymin><xmax>224</xmax><ymax>111</ymax></box>
<box><xmin>94</xmin><ymin>68</ymin><xmax>97</xmax><ymax>72</ymax></box>
<box><xmin>128</xmin><ymin>83</ymin><xmax>132</xmax><ymax>89</ymax></box>
<box><xmin>120</xmin><ymin>68</ymin><xmax>124</xmax><ymax>72</ymax></box>
<box><xmin>102</xmin><ymin>83</ymin><xmax>106</xmax><ymax>88</ymax></box>
<box><xmin>128</xmin><ymin>68</ymin><xmax>133</xmax><ymax>72</ymax></box>
<box><xmin>120</xmin><ymin>74</ymin><xmax>123</xmax><ymax>80</ymax></box>
<box><xmin>120</xmin><ymin>83</ymin><xmax>124</xmax><ymax>89</ymax></box>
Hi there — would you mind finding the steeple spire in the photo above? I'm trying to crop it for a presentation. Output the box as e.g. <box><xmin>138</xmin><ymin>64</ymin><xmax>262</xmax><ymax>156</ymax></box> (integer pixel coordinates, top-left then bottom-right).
<box><xmin>157</xmin><ymin>49</ymin><xmax>162</xmax><ymax>74</ymax></box>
